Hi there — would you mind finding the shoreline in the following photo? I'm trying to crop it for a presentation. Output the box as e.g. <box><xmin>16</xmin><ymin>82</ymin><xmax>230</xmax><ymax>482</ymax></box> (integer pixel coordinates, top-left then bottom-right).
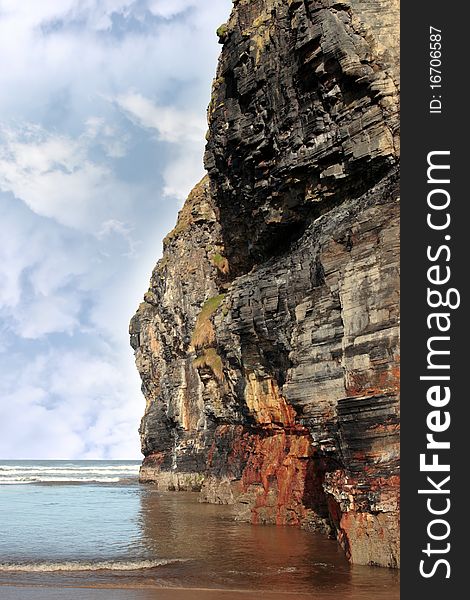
<box><xmin>1</xmin><ymin>469</ymin><xmax>400</xmax><ymax>600</ymax></box>
<box><xmin>0</xmin><ymin>584</ymin><xmax>323</xmax><ymax>600</ymax></box>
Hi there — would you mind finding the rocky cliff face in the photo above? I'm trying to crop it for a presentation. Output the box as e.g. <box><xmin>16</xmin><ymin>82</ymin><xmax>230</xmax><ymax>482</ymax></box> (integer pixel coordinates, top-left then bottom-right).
<box><xmin>130</xmin><ymin>0</ymin><xmax>399</xmax><ymax>568</ymax></box>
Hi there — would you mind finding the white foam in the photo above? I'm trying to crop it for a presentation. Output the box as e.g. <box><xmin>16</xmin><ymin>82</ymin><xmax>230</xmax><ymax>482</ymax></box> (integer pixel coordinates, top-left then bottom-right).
<box><xmin>0</xmin><ymin>466</ymin><xmax>139</xmax><ymax>473</ymax></box>
<box><xmin>0</xmin><ymin>559</ymin><xmax>177</xmax><ymax>572</ymax></box>
<box><xmin>0</xmin><ymin>477</ymin><xmax>123</xmax><ymax>484</ymax></box>
<box><xmin>0</xmin><ymin>463</ymin><xmax>140</xmax><ymax>485</ymax></box>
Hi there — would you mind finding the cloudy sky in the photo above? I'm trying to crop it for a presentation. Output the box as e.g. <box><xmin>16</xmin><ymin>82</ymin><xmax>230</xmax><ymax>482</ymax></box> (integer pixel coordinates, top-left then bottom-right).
<box><xmin>0</xmin><ymin>0</ymin><xmax>231</xmax><ymax>459</ymax></box>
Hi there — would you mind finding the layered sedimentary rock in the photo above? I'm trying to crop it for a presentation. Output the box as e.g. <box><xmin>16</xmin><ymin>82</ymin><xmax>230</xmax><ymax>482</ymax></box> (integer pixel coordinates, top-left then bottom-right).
<box><xmin>130</xmin><ymin>0</ymin><xmax>400</xmax><ymax>568</ymax></box>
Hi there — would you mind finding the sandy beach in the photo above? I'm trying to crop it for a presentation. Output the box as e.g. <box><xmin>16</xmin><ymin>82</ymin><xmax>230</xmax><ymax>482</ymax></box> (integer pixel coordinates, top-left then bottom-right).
<box><xmin>0</xmin><ymin>586</ymin><xmax>324</xmax><ymax>600</ymax></box>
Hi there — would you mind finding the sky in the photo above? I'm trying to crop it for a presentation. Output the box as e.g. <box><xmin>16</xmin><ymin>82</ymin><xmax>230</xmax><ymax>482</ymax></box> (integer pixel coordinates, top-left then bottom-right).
<box><xmin>0</xmin><ymin>0</ymin><xmax>232</xmax><ymax>459</ymax></box>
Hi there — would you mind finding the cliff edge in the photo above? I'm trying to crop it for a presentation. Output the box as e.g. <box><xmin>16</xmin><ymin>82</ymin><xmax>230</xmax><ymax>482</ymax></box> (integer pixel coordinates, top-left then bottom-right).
<box><xmin>130</xmin><ymin>0</ymin><xmax>399</xmax><ymax>568</ymax></box>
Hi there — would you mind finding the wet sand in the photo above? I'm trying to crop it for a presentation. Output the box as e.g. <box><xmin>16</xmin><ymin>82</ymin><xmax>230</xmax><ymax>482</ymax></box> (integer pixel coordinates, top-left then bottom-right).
<box><xmin>0</xmin><ymin>585</ymin><xmax>393</xmax><ymax>600</ymax></box>
<box><xmin>1</xmin><ymin>483</ymin><xmax>399</xmax><ymax>599</ymax></box>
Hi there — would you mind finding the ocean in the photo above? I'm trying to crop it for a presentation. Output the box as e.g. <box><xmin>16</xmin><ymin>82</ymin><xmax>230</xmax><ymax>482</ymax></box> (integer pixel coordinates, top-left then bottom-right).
<box><xmin>0</xmin><ymin>460</ymin><xmax>400</xmax><ymax>599</ymax></box>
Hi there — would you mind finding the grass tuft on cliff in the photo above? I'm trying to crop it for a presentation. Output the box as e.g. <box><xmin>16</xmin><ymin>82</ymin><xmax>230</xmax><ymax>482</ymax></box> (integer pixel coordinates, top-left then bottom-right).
<box><xmin>191</xmin><ymin>294</ymin><xmax>225</xmax><ymax>350</ymax></box>
<box><xmin>194</xmin><ymin>348</ymin><xmax>224</xmax><ymax>382</ymax></box>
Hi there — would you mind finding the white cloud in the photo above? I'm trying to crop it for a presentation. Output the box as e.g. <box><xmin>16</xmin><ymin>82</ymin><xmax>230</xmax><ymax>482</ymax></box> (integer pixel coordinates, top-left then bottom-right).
<box><xmin>0</xmin><ymin>124</ymin><xmax>136</xmax><ymax>231</ymax></box>
<box><xmin>148</xmin><ymin>0</ymin><xmax>196</xmax><ymax>19</ymax></box>
<box><xmin>0</xmin><ymin>0</ymin><xmax>135</xmax><ymax>32</ymax></box>
<box><xmin>84</xmin><ymin>118</ymin><xmax>130</xmax><ymax>158</ymax></box>
<box><xmin>0</xmin><ymin>0</ymin><xmax>232</xmax><ymax>459</ymax></box>
<box><xmin>115</xmin><ymin>92</ymin><xmax>206</xmax><ymax>143</ymax></box>
<box><xmin>115</xmin><ymin>92</ymin><xmax>207</xmax><ymax>200</ymax></box>
<box><xmin>0</xmin><ymin>193</ymin><xmax>143</xmax><ymax>343</ymax></box>
<box><xmin>161</xmin><ymin>145</ymin><xmax>205</xmax><ymax>201</ymax></box>
<box><xmin>0</xmin><ymin>349</ymin><xmax>143</xmax><ymax>459</ymax></box>
<box><xmin>13</xmin><ymin>295</ymin><xmax>81</xmax><ymax>339</ymax></box>
<box><xmin>0</xmin><ymin>196</ymin><xmax>88</xmax><ymax>338</ymax></box>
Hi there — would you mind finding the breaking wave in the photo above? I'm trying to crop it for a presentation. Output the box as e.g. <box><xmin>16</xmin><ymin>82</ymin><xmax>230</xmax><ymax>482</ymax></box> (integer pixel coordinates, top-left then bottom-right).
<box><xmin>0</xmin><ymin>462</ymin><xmax>140</xmax><ymax>485</ymax></box>
<box><xmin>0</xmin><ymin>477</ymin><xmax>123</xmax><ymax>484</ymax></box>
<box><xmin>0</xmin><ymin>559</ymin><xmax>180</xmax><ymax>572</ymax></box>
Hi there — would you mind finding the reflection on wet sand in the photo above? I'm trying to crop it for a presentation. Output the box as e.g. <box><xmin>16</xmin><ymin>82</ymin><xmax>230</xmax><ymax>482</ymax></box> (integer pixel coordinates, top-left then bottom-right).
<box><xmin>1</xmin><ymin>486</ymin><xmax>399</xmax><ymax>599</ymax></box>
<box><xmin>136</xmin><ymin>488</ymin><xmax>398</xmax><ymax>598</ymax></box>
<box><xmin>0</xmin><ymin>586</ymin><xmax>360</xmax><ymax>600</ymax></box>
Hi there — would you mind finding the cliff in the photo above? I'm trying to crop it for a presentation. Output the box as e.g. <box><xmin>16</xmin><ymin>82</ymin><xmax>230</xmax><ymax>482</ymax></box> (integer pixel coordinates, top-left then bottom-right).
<box><xmin>130</xmin><ymin>0</ymin><xmax>399</xmax><ymax>568</ymax></box>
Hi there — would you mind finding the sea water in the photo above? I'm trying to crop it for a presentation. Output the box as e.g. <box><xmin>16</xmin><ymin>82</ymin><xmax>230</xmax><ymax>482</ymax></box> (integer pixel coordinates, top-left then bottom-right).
<box><xmin>0</xmin><ymin>460</ymin><xmax>400</xmax><ymax>598</ymax></box>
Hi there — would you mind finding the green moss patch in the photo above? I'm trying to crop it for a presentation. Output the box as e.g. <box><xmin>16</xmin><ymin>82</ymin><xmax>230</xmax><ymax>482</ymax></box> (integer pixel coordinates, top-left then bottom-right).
<box><xmin>216</xmin><ymin>23</ymin><xmax>229</xmax><ymax>39</ymax></box>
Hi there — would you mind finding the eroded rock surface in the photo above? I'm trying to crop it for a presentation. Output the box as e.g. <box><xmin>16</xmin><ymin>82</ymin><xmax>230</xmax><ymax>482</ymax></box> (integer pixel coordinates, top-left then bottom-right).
<box><xmin>131</xmin><ymin>0</ymin><xmax>400</xmax><ymax>568</ymax></box>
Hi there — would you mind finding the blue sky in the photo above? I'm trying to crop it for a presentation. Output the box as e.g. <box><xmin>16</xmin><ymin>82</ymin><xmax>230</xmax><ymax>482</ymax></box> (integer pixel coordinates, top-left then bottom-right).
<box><xmin>0</xmin><ymin>0</ymin><xmax>232</xmax><ymax>459</ymax></box>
